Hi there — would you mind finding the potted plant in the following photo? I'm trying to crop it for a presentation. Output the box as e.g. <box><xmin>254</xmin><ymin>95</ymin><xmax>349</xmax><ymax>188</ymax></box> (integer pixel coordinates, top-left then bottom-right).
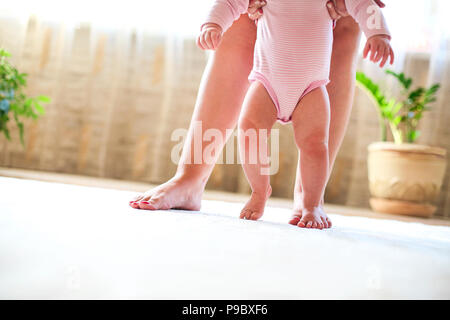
<box><xmin>0</xmin><ymin>48</ymin><xmax>50</xmax><ymax>145</ymax></box>
<box><xmin>356</xmin><ymin>70</ymin><xmax>447</xmax><ymax>218</ymax></box>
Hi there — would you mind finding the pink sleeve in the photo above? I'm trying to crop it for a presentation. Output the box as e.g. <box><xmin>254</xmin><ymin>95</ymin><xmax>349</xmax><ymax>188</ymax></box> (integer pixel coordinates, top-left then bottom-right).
<box><xmin>201</xmin><ymin>0</ymin><xmax>250</xmax><ymax>32</ymax></box>
<box><xmin>345</xmin><ymin>0</ymin><xmax>391</xmax><ymax>39</ymax></box>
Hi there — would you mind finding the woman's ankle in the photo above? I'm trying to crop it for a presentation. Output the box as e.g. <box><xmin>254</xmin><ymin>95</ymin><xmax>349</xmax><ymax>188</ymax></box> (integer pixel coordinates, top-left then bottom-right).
<box><xmin>173</xmin><ymin>170</ymin><xmax>208</xmax><ymax>189</ymax></box>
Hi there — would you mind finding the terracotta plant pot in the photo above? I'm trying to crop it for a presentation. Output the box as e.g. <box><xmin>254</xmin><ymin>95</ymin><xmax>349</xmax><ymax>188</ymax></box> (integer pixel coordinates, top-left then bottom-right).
<box><xmin>367</xmin><ymin>142</ymin><xmax>447</xmax><ymax>218</ymax></box>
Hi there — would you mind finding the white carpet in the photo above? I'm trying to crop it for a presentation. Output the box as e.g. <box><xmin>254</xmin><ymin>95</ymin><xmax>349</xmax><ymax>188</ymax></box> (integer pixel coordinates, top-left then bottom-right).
<box><xmin>1</xmin><ymin>176</ymin><xmax>449</xmax><ymax>299</ymax></box>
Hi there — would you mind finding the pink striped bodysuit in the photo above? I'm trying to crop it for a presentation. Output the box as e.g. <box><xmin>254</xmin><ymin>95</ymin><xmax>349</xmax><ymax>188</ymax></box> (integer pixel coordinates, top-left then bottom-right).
<box><xmin>203</xmin><ymin>0</ymin><xmax>390</xmax><ymax>123</ymax></box>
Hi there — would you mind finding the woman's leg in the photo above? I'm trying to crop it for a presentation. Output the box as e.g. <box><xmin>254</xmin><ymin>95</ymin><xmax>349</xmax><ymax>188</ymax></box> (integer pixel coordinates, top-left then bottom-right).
<box><xmin>131</xmin><ymin>15</ymin><xmax>257</xmax><ymax>210</ymax></box>
<box><xmin>290</xmin><ymin>16</ymin><xmax>361</xmax><ymax>226</ymax></box>
<box><xmin>291</xmin><ymin>86</ymin><xmax>330</xmax><ymax>230</ymax></box>
<box><xmin>238</xmin><ymin>82</ymin><xmax>277</xmax><ymax>221</ymax></box>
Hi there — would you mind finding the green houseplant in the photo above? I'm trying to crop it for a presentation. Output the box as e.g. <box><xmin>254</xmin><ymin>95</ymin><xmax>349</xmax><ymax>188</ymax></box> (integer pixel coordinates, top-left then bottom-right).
<box><xmin>0</xmin><ymin>48</ymin><xmax>50</xmax><ymax>145</ymax></box>
<box><xmin>356</xmin><ymin>70</ymin><xmax>447</xmax><ymax>218</ymax></box>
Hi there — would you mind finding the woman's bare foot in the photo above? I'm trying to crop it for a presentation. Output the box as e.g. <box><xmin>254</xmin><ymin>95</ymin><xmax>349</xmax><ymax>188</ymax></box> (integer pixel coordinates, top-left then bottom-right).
<box><xmin>295</xmin><ymin>206</ymin><xmax>332</xmax><ymax>230</ymax></box>
<box><xmin>129</xmin><ymin>176</ymin><xmax>204</xmax><ymax>211</ymax></box>
<box><xmin>239</xmin><ymin>186</ymin><xmax>272</xmax><ymax>221</ymax></box>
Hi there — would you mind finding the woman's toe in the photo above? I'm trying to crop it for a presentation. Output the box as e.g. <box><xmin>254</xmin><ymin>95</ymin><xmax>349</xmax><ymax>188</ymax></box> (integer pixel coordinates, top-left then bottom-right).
<box><xmin>130</xmin><ymin>199</ymin><xmax>142</xmax><ymax>208</ymax></box>
<box><xmin>289</xmin><ymin>215</ymin><xmax>301</xmax><ymax>225</ymax></box>
<box><xmin>139</xmin><ymin>197</ymin><xmax>164</xmax><ymax>210</ymax></box>
<box><xmin>297</xmin><ymin>218</ymin><xmax>307</xmax><ymax>228</ymax></box>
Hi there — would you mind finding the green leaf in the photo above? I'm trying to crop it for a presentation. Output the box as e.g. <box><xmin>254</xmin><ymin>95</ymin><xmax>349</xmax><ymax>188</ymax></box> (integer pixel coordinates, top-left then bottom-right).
<box><xmin>408</xmin><ymin>88</ymin><xmax>425</xmax><ymax>102</ymax></box>
<box><xmin>393</xmin><ymin>116</ymin><xmax>402</xmax><ymax>126</ymax></box>
<box><xmin>0</xmin><ymin>48</ymin><xmax>11</xmax><ymax>57</ymax></box>
<box><xmin>34</xmin><ymin>104</ymin><xmax>45</xmax><ymax>115</ymax></box>
<box><xmin>407</xmin><ymin>130</ymin><xmax>420</xmax><ymax>143</ymax></box>
<box><xmin>17</xmin><ymin>121</ymin><xmax>24</xmax><ymax>145</ymax></box>
<box><xmin>356</xmin><ymin>71</ymin><xmax>390</xmax><ymax>141</ymax></box>
<box><xmin>426</xmin><ymin>84</ymin><xmax>440</xmax><ymax>96</ymax></box>
<box><xmin>3</xmin><ymin>126</ymin><xmax>11</xmax><ymax>140</ymax></box>
<box><xmin>386</xmin><ymin>70</ymin><xmax>413</xmax><ymax>90</ymax></box>
<box><xmin>0</xmin><ymin>48</ymin><xmax>50</xmax><ymax>147</ymax></box>
<box><xmin>356</xmin><ymin>72</ymin><xmax>388</xmax><ymax>109</ymax></box>
<box><xmin>37</xmin><ymin>95</ymin><xmax>51</xmax><ymax>103</ymax></box>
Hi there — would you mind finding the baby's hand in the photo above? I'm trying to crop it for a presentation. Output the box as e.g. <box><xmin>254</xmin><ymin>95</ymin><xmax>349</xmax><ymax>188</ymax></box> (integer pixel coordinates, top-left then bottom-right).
<box><xmin>363</xmin><ymin>35</ymin><xmax>395</xmax><ymax>68</ymax></box>
<box><xmin>248</xmin><ymin>0</ymin><xmax>266</xmax><ymax>20</ymax></box>
<box><xmin>197</xmin><ymin>23</ymin><xmax>223</xmax><ymax>51</ymax></box>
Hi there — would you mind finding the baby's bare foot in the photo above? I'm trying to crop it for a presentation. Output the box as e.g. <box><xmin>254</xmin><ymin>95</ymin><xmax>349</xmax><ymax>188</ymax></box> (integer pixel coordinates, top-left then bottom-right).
<box><xmin>129</xmin><ymin>176</ymin><xmax>203</xmax><ymax>211</ymax></box>
<box><xmin>239</xmin><ymin>186</ymin><xmax>272</xmax><ymax>221</ymax></box>
<box><xmin>296</xmin><ymin>206</ymin><xmax>332</xmax><ymax>230</ymax></box>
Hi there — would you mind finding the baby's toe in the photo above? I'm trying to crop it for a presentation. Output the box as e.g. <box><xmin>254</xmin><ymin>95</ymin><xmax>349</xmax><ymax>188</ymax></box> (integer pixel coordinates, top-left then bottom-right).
<box><xmin>321</xmin><ymin>217</ymin><xmax>328</xmax><ymax>228</ymax></box>
<box><xmin>249</xmin><ymin>211</ymin><xmax>263</xmax><ymax>221</ymax></box>
<box><xmin>240</xmin><ymin>209</ymin><xmax>251</xmax><ymax>220</ymax></box>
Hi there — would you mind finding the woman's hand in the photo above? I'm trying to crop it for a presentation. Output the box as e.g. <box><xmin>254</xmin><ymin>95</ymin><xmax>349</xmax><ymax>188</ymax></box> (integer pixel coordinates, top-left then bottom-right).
<box><xmin>326</xmin><ymin>0</ymin><xmax>385</xmax><ymax>21</ymax></box>
<box><xmin>197</xmin><ymin>23</ymin><xmax>223</xmax><ymax>51</ymax></box>
<box><xmin>363</xmin><ymin>35</ymin><xmax>394</xmax><ymax>68</ymax></box>
<box><xmin>248</xmin><ymin>0</ymin><xmax>266</xmax><ymax>21</ymax></box>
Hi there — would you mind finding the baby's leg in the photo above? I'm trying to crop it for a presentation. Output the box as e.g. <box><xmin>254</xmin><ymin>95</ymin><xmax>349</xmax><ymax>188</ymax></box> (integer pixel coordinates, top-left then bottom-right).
<box><xmin>291</xmin><ymin>86</ymin><xmax>331</xmax><ymax>230</ymax></box>
<box><xmin>238</xmin><ymin>82</ymin><xmax>277</xmax><ymax>220</ymax></box>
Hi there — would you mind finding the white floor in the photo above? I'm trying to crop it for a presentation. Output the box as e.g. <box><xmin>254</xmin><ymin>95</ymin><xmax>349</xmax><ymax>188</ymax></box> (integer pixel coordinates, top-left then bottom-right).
<box><xmin>1</xmin><ymin>176</ymin><xmax>450</xmax><ymax>299</ymax></box>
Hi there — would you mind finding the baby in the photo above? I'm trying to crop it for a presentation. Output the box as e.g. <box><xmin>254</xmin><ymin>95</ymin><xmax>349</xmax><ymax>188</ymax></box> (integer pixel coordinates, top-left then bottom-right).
<box><xmin>198</xmin><ymin>0</ymin><xmax>394</xmax><ymax>229</ymax></box>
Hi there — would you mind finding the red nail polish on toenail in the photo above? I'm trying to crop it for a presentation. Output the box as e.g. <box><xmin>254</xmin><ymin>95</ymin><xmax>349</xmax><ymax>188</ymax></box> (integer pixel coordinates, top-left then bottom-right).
<box><xmin>140</xmin><ymin>201</ymin><xmax>150</xmax><ymax>205</ymax></box>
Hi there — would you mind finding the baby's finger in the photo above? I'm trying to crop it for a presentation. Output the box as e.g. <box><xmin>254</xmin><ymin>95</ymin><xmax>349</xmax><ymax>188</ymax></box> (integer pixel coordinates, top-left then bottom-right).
<box><xmin>326</xmin><ymin>1</ymin><xmax>341</xmax><ymax>20</ymax></box>
<box><xmin>249</xmin><ymin>0</ymin><xmax>266</xmax><ymax>11</ymax></box>
<box><xmin>212</xmin><ymin>32</ymin><xmax>221</xmax><ymax>50</ymax></box>
<box><xmin>374</xmin><ymin>0</ymin><xmax>386</xmax><ymax>8</ymax></box>
<box><xmin>201</xmin><ymin>32</ymin><xmax>210</xmax><ymax>50</ymax></box>
<box><xmin>248</xmin><ymin>1</ymin><xmax>261</xmax><ymax>13</ymax></box>
<box><xmin>363</xmin><ymin>42</ymin><xmax>371</xmax><ymax>59</ymax></box>
<box><xmin>206</xmin><ymin>32</ymin><xmax>215</xmax><ymax>50</ymax></box>
<box><xmin>379</xmin><ymin>47</ymin><xmax>389</xmax><ymax>68</ymax></box>
<box><xmin>374</xmin><ymin>46</ymin><xmax>383</xmax><ymax>62</ymax></box>
<box><xmin>249</xmin><ymin>11</ymin><xmax>263</xmax><ymax>20</ymax></box>
<box><xmin>389</xmin><ymin>47</ymin><xmax>395</xmax><ymax>65</ymax></box>
<box><xmin>248</xmin><ymin>6</ymin><xmax>258</xmax><ymax>15</ymax></box>
<box><xmin>199</xmin><ymin>33</ymin><xmax>208</xmax><ymax>50</ymax></box>
<box><xmin>210</xmin><ymin>33</ymin><xmax>217</xmax><ymax>50</ymax></box>
<box><xmin>205</xmin><ymin>31</ymin><xmax>214</xmax><ymax>50</ymax></box>
<box><xmin>370</xmin><ymin>45</ymin><xmax>378</xmax><ymax>62</ymax></box>
<box><xmin>196</xmin><ymin>35</ymin><xmax>204</xmax><ymax>50</ymax></box>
